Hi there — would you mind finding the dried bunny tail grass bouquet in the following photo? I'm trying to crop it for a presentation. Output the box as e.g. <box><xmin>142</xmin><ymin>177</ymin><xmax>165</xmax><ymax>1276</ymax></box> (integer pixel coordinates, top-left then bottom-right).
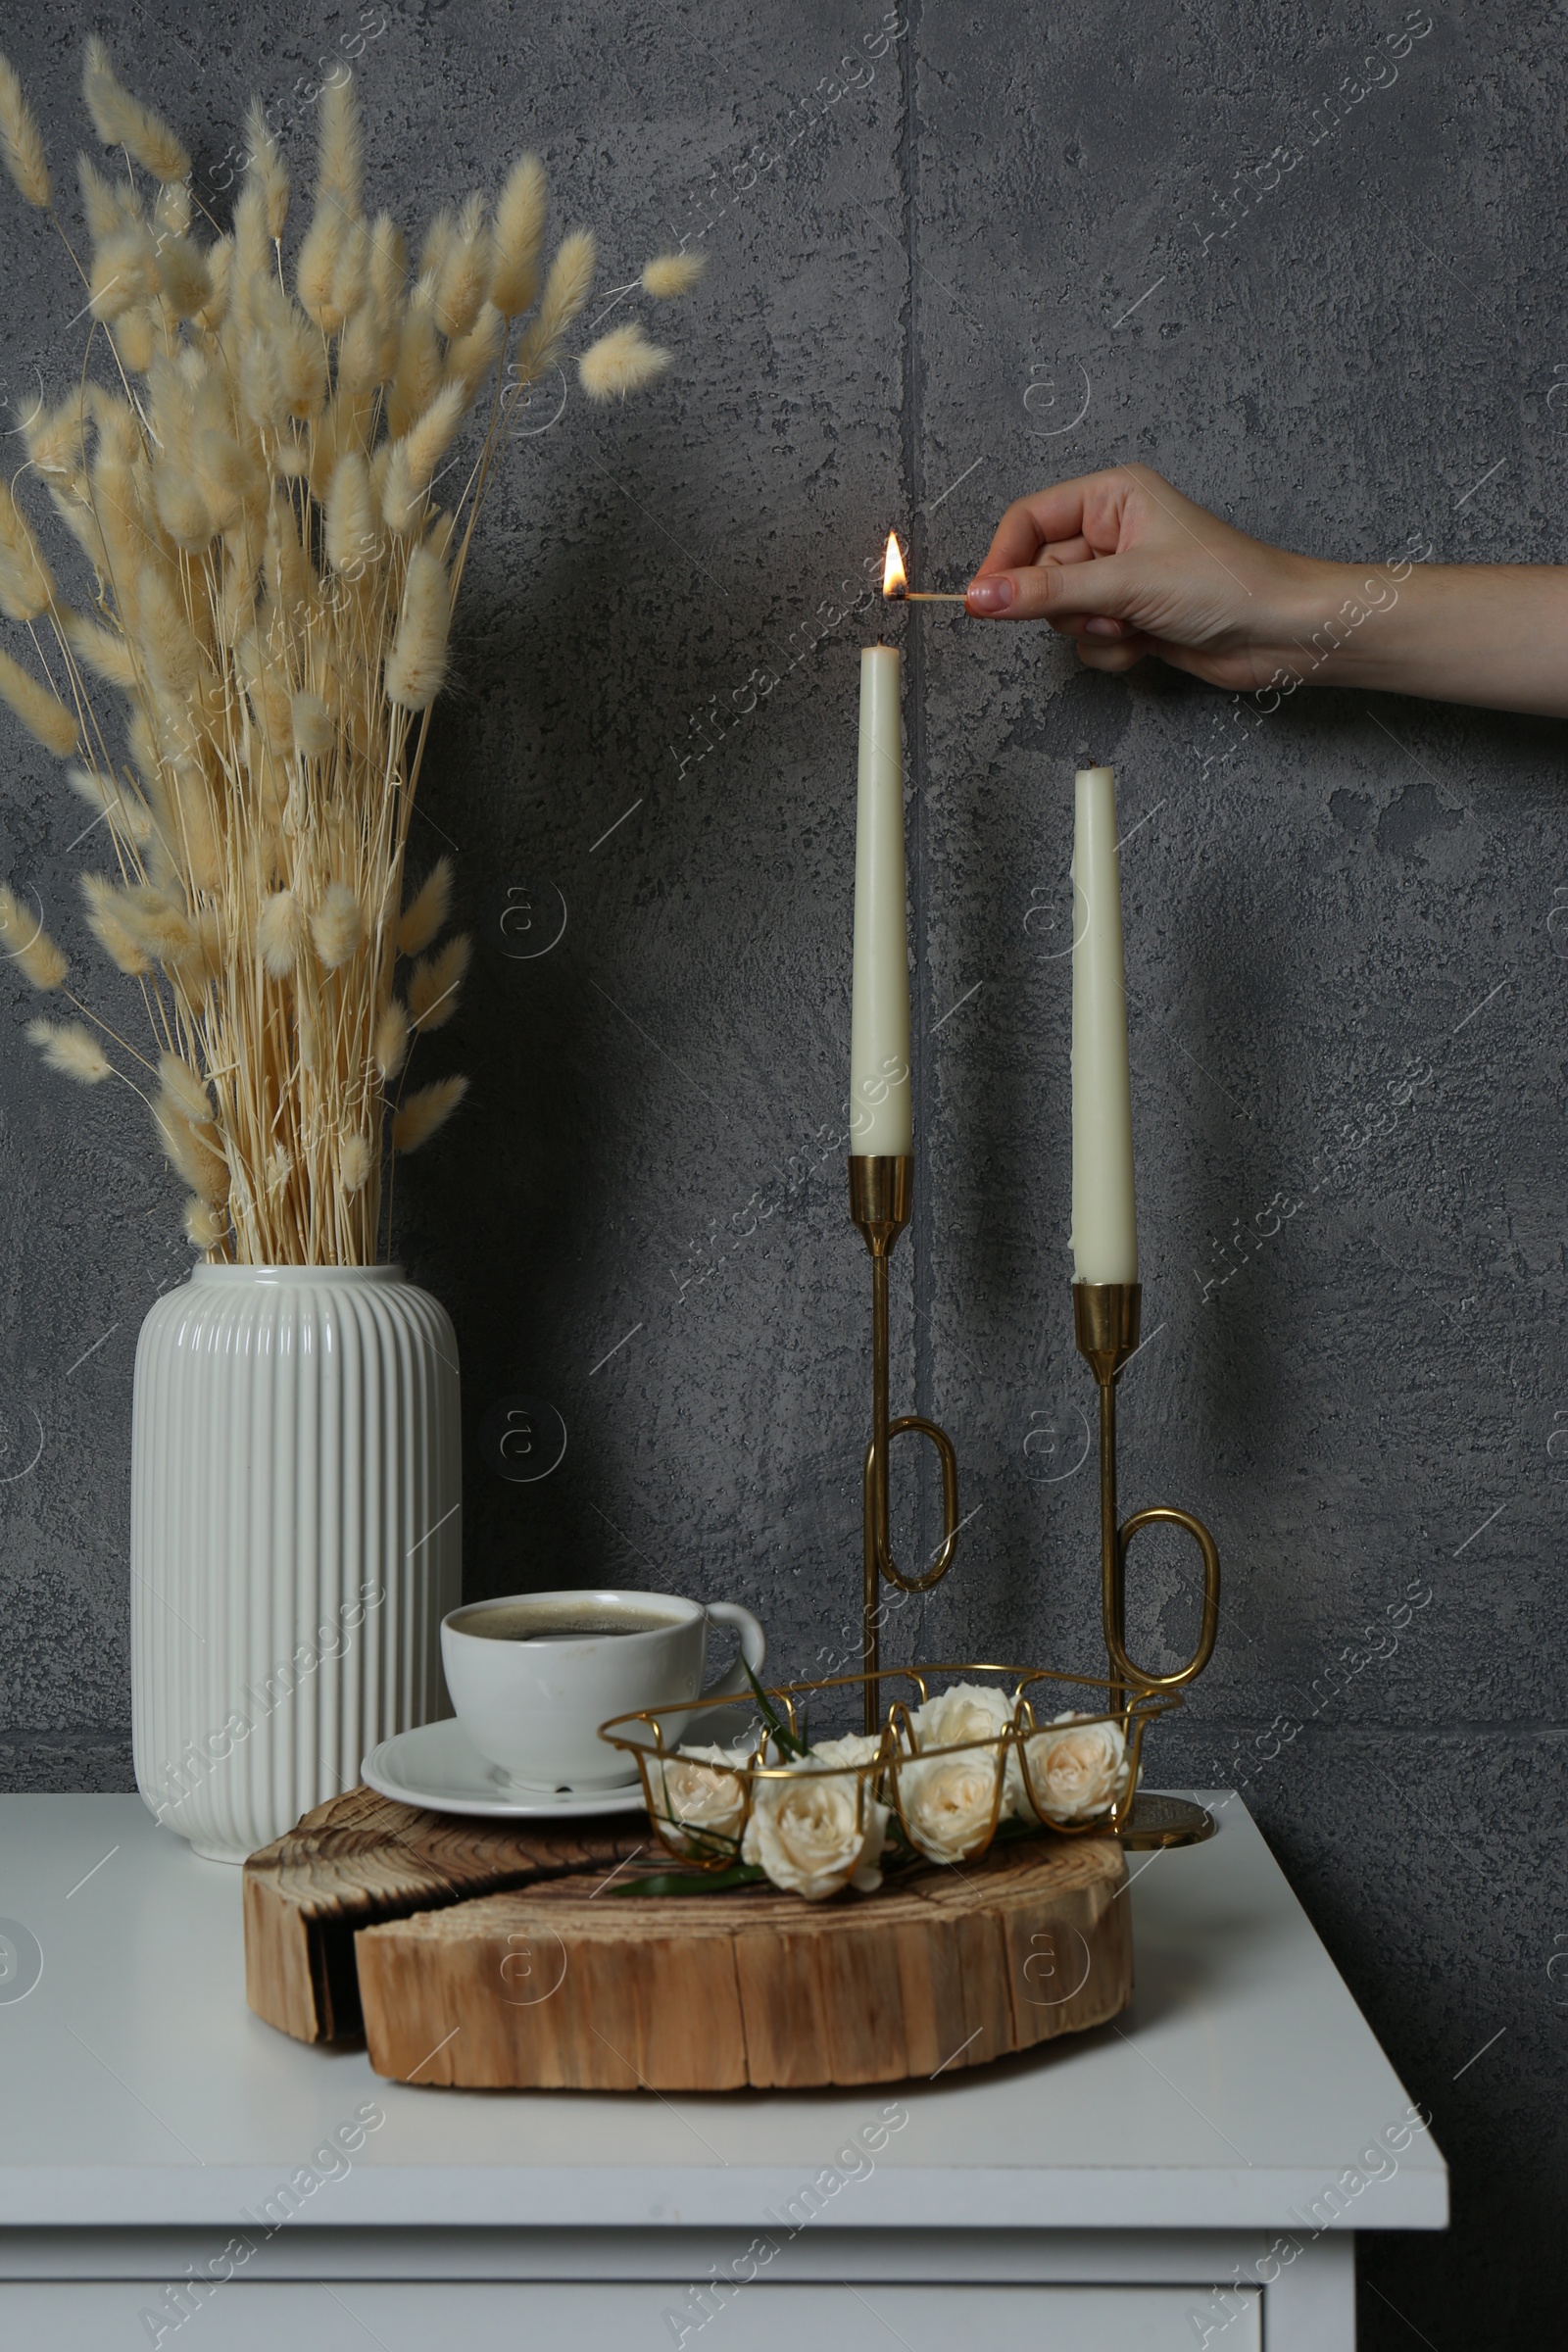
<box><xmin>0</xmin><ymin>48</ymin><xmax>700</xmax><ymax>1262</ymax></box>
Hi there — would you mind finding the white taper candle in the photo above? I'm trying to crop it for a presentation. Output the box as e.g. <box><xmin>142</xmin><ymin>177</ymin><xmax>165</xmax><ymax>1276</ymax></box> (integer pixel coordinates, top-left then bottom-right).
<box><xmin>1070</xmin><ymin>765</ymin><xmax>1139</xmax><ymax>1282</ymax></box>
<box><xmin>849</xmin><ymin>645</ymin><xmax>913</xmax><ymax>1156</ymax></box>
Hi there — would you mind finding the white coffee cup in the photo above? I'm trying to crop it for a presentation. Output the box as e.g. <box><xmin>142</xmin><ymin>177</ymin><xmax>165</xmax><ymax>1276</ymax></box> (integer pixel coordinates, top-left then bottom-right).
<box><xmin>440</xmin><ymin>1587</ymin><xmax>767</xmax><ymax>1793</ymax></box>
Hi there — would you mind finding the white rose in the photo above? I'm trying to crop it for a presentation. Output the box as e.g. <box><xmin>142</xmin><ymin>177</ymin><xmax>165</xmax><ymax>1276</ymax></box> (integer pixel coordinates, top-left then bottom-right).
<box><xmin>1014</xmin><ymin>1711</ymin><xmax>1128</xmax><ymax>1825</ymax></box>
<box><xmin>741</xmin><ymin>1760</ymin><xmax>888</xmax><ymax>1900</ymax></box>
<box><xmin>894</xmin><ymin>1746</ymin><xmax>1007</xmax><ymax>1865</ymax></box>
<box><xmin>807</xmin><ymin>1733</ymin><xmax>885</xmax><ymax>1770</ymax></box>
<box><xmin>649</xmin><ymin>1742</ymin><xmax>751</xmax><ymax>1857</ymax></box>
<box><xmin>909</xmin><ymin>1681</ymin><xmax>1015</xmax><ymax>1753</ymax></box>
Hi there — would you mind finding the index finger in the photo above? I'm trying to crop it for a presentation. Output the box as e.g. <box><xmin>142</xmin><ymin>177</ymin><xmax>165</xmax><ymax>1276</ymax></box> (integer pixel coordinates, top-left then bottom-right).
<box><xmin>971</xmin><ymin>470</ymin><xmax>1134</xmax><ymax>577</ymax></box>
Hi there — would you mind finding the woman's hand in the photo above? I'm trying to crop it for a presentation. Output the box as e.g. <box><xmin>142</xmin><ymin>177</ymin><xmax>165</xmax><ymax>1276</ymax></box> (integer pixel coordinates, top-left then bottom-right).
<box><xmin>963</xmin><ymin>465</ymin><xmax>1312</xmax><ymax>692</ymax></box>
<box><xmin>963</xmin><ymin>463</ymin><xmax>1568</xmax><ymax>718</ymax></box>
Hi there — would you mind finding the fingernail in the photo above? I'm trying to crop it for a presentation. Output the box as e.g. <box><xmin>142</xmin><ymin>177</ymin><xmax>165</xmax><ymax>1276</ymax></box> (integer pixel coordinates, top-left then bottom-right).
<box><xmin>965</xmin><ymin>576</ymin><xmax>1012</xmax><ymax>612</ymax></box>
<box><xmin>1082</xmin><ymin>616</ymin><xmax>1121</xmax><ymax>638</ymax></box>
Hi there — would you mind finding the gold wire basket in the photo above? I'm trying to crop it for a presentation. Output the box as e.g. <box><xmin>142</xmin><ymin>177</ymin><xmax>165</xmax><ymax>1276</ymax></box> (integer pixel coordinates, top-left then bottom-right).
<box><xmin>599</xmin><ymin>1660</ymin><xmax>1183</xmax><ymax>1878</ymax></box>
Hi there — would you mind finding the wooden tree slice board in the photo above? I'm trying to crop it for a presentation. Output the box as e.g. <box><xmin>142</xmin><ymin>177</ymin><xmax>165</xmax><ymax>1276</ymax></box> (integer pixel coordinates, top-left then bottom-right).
<box><xmin>354</xmin><ymin>1833</ymin><xmax>1129</xmax><ymax>2090</ymax></box>
<box><xmin>243</xmin><ymin>1785</ymin><xmax>647</xmax><ymax>2044</ymax></box>
<box><xmin>243</xmin><ymin>1788</ymin><xmax>1132</xmax><ymax>2090</ymax></box>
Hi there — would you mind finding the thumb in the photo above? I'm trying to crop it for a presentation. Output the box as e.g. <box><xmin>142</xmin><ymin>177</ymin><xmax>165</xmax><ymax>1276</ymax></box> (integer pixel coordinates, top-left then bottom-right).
<box><xmin>965</xmin><ymin>555</ymin><xmax>1133</xmax><ymax>622</ymax></box>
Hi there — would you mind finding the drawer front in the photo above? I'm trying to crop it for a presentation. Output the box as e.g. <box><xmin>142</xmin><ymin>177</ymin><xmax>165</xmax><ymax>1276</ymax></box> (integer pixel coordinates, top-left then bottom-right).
<box><xmin>0</xmin><ymin>2278</ymin><xmax>1262</xmax><ymax>2351</ymax></box>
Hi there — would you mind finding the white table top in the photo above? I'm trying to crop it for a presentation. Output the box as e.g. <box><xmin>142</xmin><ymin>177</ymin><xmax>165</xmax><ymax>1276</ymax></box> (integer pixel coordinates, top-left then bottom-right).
<box><xmin>0</xmin><ymin>1790</ymin><xmax>1446</xmax><ymax>2234</ymax></box>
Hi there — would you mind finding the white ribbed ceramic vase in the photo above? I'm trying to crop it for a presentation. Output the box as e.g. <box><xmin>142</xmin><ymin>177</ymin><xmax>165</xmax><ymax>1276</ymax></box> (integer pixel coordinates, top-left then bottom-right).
<box><xmin>130</xmin><ymin>1264</ymin><xmax>461</xmax><ymax>1863</ymax></box>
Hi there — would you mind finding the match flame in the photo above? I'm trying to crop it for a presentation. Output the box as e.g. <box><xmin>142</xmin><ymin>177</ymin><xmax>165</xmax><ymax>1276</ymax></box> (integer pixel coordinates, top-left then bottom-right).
<box><xmin>882</xmin><ymin>531</ymin><xmax>906</xmax><ymax>598</ymax></box>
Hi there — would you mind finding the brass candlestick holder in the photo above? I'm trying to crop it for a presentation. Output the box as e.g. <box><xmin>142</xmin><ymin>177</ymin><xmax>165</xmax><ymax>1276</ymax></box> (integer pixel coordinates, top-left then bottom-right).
<box><xmin>1074</xmin><ymin>1280</ymin><xmax>1221</xmax><ymax>1847</ymax></box>
<box><xmin>849</xmin><ymin>1155</ymin><xmax>961</xmax><ymax>1734</ymax></box>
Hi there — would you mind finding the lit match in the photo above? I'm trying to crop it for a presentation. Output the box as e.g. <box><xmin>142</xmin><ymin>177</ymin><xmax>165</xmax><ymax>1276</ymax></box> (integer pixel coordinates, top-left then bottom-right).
<box><xmin>882</xmin><ymin>530</ymin><xmax>970</xmax><ymax>604</ymax></box>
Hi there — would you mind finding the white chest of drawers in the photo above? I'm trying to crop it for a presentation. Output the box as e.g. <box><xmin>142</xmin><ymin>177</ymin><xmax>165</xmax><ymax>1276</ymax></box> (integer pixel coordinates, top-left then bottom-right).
<box><xmin>0</xmin><ymin>1790</ymin><xmax>1445</xmax><ymax>2349</ymax></box>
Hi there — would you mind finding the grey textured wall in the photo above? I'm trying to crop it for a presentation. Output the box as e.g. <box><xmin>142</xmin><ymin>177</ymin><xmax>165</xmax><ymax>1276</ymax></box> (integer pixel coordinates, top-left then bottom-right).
<box><xmin>0</xmin><ymin>0</ymin><xmax>1560</xmax><ymax>2336</ymax></box>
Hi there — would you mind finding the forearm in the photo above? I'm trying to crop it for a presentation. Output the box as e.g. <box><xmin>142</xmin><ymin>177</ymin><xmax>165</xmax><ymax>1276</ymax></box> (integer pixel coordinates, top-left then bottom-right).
<box><xmin>1282</xmin><ymin>557</ymin><xmax>1568</xmax><ymax>718</ymax></box>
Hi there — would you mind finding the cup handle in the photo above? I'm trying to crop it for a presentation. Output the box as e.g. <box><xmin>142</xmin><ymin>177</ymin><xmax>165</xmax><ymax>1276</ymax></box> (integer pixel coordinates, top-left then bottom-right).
<box><xmin>700</xmin><ymin>1602</ymin><xmax>767</xmax><ymax>1700</ymax></box>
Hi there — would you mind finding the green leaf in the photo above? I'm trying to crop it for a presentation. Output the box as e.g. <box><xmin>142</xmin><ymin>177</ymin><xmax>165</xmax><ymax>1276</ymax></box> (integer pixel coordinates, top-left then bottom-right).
<box><xmin>612</xmin><ymin>1862</ymin><xmax>766</xmax><ymax>1898</ymax></box>
<box><xmin>991</xmin><ymin>1813</ymin><xmax>1048</xmax><ymax>1845</ymax></box>
<box><xmin>644</xmin><ymin>1819</ymin><xmax>740</xmax><ymax>1865</ymax></box>
<box><xmin>742</xmin><ymin>1656</ymin><xmax>810</xmax><ymax>1761</ymax></box>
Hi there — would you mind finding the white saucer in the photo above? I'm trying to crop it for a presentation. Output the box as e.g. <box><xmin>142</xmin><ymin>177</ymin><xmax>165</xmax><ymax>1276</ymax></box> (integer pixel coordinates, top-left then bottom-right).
<box><xmin>363</xmin><ymin>1717</ymin><xmax>648</xmax><ymax>1821</ymax></box>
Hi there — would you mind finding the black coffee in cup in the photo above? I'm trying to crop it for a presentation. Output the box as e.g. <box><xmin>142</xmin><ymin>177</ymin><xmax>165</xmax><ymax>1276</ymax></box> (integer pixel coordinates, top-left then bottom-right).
<box><xmin>462</xmin><ymin>1599</ymin><xmax>680</xmax><ymax>1643</ymax></box>
<box><xmin>440</xmin><ymin>1588</ymin><xmax>767</xmax><ymax>1790</ymax></box>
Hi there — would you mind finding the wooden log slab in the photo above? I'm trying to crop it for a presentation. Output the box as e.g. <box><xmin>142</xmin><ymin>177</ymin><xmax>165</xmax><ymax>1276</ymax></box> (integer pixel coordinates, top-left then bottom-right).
<box><xmin>243</xmin><ymin>1785</ymin><xmax>648</xmax><ymax>2043</ymax></box>
<box><xmin>244</xmin><ymin>1789</ymin><xmax>1131</xmax><ymax>2087</ymax></box>
<box><xmin>354</xmin><ymin>1830</ymin><xmax>1131</xmax><ymax>2091</ymax></box>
